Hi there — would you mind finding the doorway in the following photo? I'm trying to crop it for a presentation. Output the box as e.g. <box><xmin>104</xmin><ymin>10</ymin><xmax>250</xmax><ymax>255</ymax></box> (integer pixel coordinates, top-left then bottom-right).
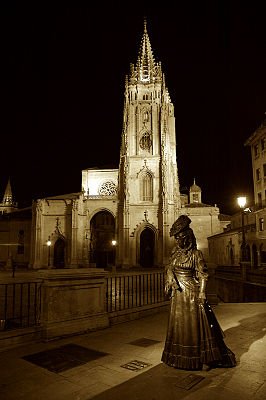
<box><xmin>140</xmin><ymin>228</ymin><xmax>155</xmax><ymax>267</ymax></box>
<box><xmin>54</xmin><ymin>238</ymin><xmax>65</xmax><ymax>268</ymax></box>
<box><xmin>90</xmin><ymin>211</ymin><xmax>115</xmax><ymax>268</ymax></box>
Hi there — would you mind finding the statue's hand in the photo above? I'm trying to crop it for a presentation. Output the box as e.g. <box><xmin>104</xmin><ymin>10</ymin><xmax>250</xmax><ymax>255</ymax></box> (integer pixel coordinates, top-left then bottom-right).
<box><xmin>165</xmin><ymin>281</ymin><xmax>175</xmax><ymax>298</ymax></box>
<box><xmin>198</xmin><ymin>292</ymin><xmax>206</xmax><ymax>304</ymax></box>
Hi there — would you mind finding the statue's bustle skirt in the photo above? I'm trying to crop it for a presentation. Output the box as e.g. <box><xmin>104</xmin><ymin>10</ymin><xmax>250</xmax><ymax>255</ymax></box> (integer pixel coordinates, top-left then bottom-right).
<box><xmin>161</xmin><ymin>272</ymin><xmax>236</xmax><ymax>370</ymax></box>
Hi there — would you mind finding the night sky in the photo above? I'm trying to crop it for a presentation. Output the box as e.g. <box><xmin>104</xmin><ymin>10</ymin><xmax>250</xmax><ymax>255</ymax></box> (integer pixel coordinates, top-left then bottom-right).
<box><xmin>2</xmin><ymin>2</ymin><xmax>266</xmax><ymax>214</ymax></box>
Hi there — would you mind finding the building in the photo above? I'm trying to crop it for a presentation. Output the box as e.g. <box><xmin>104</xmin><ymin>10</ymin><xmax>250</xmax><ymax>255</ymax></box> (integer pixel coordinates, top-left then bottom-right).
<box><xmin>181</xmin><ymin>179</ymin><xmax>228</xmax><ymax>255</ymax></box>
<box><xmin>208</xmin><ymin>117</ymin><xmax>266</xmax><ymax>267</ymax></box>
<box><xmin>1</xmin><ymin>21</ymin><xmax>226</xmax><ymax>271</ymax></box>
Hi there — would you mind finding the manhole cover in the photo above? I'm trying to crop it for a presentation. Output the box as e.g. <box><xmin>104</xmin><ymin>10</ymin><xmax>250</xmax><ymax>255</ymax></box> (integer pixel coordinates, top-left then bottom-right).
<box><xmin>128</xmin><ymin>338</ymin><xmax>161</xmax><ymax>347</ymax></box>
<box><xmin>22</xmin><ymin>343</ymin><xmax>109</xmax><ymax>373</ymax></box>
<box><xmin>121</xmin><ymin>360</ymin><xmax>152</xmax><ymax>371</ymax></box>
<box><xmin>175</xmin><ymin>374</ymin><xmax>205</xmax><ymax>390</ymax></box>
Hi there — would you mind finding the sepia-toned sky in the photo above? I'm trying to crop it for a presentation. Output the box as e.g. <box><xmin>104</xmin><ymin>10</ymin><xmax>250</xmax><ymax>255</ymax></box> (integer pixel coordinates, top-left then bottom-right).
<box><xmin>2</xmin><ymin>2</ymin><xmax>266</xmax><ymax>214</ymax></box>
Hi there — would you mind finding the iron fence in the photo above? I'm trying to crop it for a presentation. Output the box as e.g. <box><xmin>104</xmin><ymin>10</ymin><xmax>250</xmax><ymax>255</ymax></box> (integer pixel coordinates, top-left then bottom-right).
<box><xmin>105</xmin><ymin>270</ymin><xmax>166</xmax><ymax>312</ymax></box>
<box><xmin>0</xmin><ymin>281</ymin><xmax>41</xmax><ymax>331</ymax></box>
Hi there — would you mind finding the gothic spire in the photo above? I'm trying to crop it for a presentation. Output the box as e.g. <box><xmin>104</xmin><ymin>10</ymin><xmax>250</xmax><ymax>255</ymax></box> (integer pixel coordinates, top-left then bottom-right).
<box><xmin>129</xmin><ymin>18</ymin><xmax>162</xmax><ymax>84</ymax></box>
<box><xmin>2</xmin><ymin>177</ymin><xmax>13</xmax><ymax>205</ymax></box>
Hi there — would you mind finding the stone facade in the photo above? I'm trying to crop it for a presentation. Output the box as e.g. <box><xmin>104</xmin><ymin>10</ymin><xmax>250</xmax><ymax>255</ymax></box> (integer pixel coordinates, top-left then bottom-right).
<box><xmin>1</xmin><ymin>21</ymin><xmax>226</xmax><ymax>271</ymax></box>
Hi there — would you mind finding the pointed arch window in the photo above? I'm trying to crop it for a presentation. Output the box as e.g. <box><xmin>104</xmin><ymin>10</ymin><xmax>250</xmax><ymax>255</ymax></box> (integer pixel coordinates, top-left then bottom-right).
<box><xmin>143</xmin><ymin>111</ymin><xmax>149</xmax><ymax>122</ymax></box>
<box><xmin>141</xmin><ymin>172</ymin><xmax>153</xmax><ymax>201</ymax></box>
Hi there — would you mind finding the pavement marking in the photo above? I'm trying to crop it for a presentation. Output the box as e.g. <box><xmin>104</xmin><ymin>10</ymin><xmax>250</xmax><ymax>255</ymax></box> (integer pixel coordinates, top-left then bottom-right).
<box><xmin>175</xmin><ymin>374</ymin><xmax>205</xmax><ymax>390</ymax></box>
<box><xmin>120</xmin><ymin>360</ymin><xmax>152</xmax><ymax>371</ymax></box>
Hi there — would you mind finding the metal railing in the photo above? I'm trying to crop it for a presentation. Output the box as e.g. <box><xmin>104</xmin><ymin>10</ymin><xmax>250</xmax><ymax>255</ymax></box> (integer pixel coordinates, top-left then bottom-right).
<box><xmin>0</xmin><ymin>271</ymin><xmax>167</xmax><ymax>332</ymax></box>
<box><xmin>105</xmin><ymin>270</ymin><xmax>166</xmax><ymax>312</ymax></box>
<box><xmin>0</xmin><ymin>281</ymin><xmax>41</xmax><ymax>331</ymax></box>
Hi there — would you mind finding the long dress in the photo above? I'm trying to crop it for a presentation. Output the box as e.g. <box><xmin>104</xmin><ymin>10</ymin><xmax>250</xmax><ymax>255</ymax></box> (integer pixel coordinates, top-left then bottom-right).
<box><xmin>161</xmin><ymin>247</ymin><xmax>236</xmax><ymax>370</ymax></box>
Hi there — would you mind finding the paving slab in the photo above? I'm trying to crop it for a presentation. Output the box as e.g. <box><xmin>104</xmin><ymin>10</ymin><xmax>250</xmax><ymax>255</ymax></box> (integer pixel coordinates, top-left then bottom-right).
<box><xmin>0</xmin><ymin>302</ymin><xmax>265</xmax><ymax>400</ymax></box>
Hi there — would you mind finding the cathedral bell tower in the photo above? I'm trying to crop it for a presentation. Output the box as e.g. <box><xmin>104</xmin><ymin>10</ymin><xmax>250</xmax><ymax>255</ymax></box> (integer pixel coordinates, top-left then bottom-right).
<box><xmin>117</xmin><ymin>20</ymin><xmax>181</xmax><ymax>268</ymax></box>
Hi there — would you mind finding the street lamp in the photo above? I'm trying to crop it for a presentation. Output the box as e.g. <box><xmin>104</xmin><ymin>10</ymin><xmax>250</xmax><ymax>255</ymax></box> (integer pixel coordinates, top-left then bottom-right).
<box><xmin>237</xmin><ymin>196</ymin><xmax>247</xmax><ymax>262</ymax></box>
<box><xmin>47</xmin><ymin>236</ymin><xmax>51</xmax><ymax>267</ymax></box>
<box><xmin>111</xmin><ymin>240</ymin><xmax>117</xmax><ymax>272</ymax></box>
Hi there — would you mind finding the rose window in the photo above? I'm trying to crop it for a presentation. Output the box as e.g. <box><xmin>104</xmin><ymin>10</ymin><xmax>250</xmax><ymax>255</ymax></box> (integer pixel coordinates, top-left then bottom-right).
<box><xmin>99</xmin><ymin>181</ymin><xmax>117</xmax><ymax>196</ymax></box>
<box><xmin>139</xmin><ymin>132</ymin><xmax>152</xmax><ymax>150</ymax></box>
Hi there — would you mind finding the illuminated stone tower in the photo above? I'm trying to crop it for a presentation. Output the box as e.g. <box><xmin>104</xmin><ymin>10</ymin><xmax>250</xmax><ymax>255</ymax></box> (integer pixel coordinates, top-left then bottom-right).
<box><xmin>117</xmin><ymin>20</ymin><xmax>181</xmax><ymax>268</ymax></box>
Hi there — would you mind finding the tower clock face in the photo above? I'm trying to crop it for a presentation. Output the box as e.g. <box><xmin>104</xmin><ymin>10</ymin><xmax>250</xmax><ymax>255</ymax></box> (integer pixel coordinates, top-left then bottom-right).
<box><xmin>140</xmin><ymin>132</ymin><xmax>152</xmax><ymax>150</ymax></box>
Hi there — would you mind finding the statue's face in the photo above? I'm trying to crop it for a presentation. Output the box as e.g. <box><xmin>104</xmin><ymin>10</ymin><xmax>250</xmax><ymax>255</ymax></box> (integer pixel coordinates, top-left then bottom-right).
<box><xmin>174</xmin><ymin>230</ymin><xmax>191</xmax><ymax>249</ymax></box>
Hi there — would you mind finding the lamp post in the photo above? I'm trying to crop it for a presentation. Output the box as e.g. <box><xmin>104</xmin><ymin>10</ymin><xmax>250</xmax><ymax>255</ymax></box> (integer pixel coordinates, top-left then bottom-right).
<box><xmin>111</xmin><ymin>240</ymin><xmax>117</xmax><ymax>273</ymax></box>
<box><xmin>237</xmin><ymin>196</ymin><xmax>247</xmax><ymax>262</ymax></box>
<box><xmin>46</xmin><ymin>237</ymin><xmax>51</xmax><ymax>267</ymax></box>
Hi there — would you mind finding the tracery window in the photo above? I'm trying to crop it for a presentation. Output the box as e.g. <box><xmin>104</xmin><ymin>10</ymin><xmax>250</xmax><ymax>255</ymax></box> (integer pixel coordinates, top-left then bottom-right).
<box><xmin>139</xmin><ymin>132</ymin><xmax>152</xmax><ymax>151</ymax></box>
<box><xmin>141</xmin><ymin>173</ymin><xmax>153</xmax><ymax>201</ymax></box>
<box><xmin>143</xmin><ymin>111</ymin><xmax>149</xmax><ymax>122</ymax></box>
<box><xmin>99</xmin><ymin>181</ymin><xmax>117</xmax><ymax>196</ymax></box>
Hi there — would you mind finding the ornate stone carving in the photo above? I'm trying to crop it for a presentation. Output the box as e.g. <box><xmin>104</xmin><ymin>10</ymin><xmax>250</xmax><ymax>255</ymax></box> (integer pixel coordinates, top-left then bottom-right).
<box><xmin>99</xmin><ymin>181</ymin><xmax>117</xmax><ymax>196</ymax></box>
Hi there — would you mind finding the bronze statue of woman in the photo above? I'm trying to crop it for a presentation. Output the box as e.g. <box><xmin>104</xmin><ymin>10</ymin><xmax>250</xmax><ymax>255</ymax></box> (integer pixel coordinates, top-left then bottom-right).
<box><xmin>161</xmin><ymin>215</ymin><xmax>237</xmax><ymax>370</ymax></box>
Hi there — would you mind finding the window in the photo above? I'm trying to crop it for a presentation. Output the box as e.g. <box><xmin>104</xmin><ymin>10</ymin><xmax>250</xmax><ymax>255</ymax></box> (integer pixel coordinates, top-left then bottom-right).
<box><xmin>256</xmin><ymin>168</ymin><xmax>261</xmax><ymax>181</ymax></box>
<box><xmin>141</xmin><ymin>173</ymin><xmax>153</xmax><ymax>201</ymax></box>
<box><xmin>143</xmin><ymin>111</ymin><xmax>149</xmax><ymax>122</ymax></box>
<box><xmin>99</xmin><ymin>181</ymin><xmax>117</xmax><ymax>196</ymax></box>
<box><xmin>258</xmin><ymin>192</ymin><xmax>262</xmax><ymax>208</ymax></box>
<box><xmin>139</xmin><ymin>132</ymin><xmax>152</xmax><ymax>151</ymax></box>
<box><xmin>259</xmin><ymin>218</ymin><xmax>264</xmax><ymax>231</ymax></box>
<box><xmin>192</xmin><ymin>193</ymin><xmax>199</xmax><ymax>203</ymax></box>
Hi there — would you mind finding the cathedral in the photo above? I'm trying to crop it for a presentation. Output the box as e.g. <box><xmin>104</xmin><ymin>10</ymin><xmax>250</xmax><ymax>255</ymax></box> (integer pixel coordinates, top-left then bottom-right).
<box><xmin>0</xmin><ymin>21</ymin><xmax>226</xmax><ymax>271</ymax></box>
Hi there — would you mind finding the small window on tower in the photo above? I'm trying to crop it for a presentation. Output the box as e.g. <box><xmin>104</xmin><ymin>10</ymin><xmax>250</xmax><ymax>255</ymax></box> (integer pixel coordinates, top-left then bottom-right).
<box><xmin>143</xmin><ymin>111</ymin><xmax>149</xmax><ymax>122</ymax></box>
<box><xmin>141</xmin><ymin>173</ymin><xmax>153</xmax><ymax>201</ymax></box>
<box><xmin>192</xmin><ymin>194</ymin><xmax>199</xmax><ymax>203</ymax></box>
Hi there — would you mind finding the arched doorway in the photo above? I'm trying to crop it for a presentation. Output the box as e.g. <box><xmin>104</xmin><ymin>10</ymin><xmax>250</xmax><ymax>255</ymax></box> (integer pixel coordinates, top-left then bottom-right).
<box><xmin>140</xmin><ymin>228</ymin><xmax>155</xmax><ymax>267</ymax></box>
<box><xmin>260</xmin><ymin>244</ymin><xmax>266</xmax><ymax>264</ymax></box>
<box><xmin>90</xmin><ymin>211</ymin><xmax>115</xmax><ymax>268</ymax></box>
<box><xmin>54</xmin><ymin>238</ymin><xmax>65</xmax><ymax>268</ymax></box>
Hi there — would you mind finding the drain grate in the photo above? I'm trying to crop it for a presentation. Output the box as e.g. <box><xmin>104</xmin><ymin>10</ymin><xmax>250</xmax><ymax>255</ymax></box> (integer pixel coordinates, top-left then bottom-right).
<box><xmin>22</xmin><ymin>343</ymin><xmax>109</xmax><ymax>373</ymax></box>
<box><xmin>175</xmin><ymin>374</ymin><xmax>205</xmax><ymax>390</ymax></box>
<box><xmin>121</xmin><ymin>360</ymin><xmax>152</xmax><ymax>371</ymax></box>
<box><xmin>128</xmin><ymin>338</ymin><xmax>161</xmax><ymax>347</ymax></box>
